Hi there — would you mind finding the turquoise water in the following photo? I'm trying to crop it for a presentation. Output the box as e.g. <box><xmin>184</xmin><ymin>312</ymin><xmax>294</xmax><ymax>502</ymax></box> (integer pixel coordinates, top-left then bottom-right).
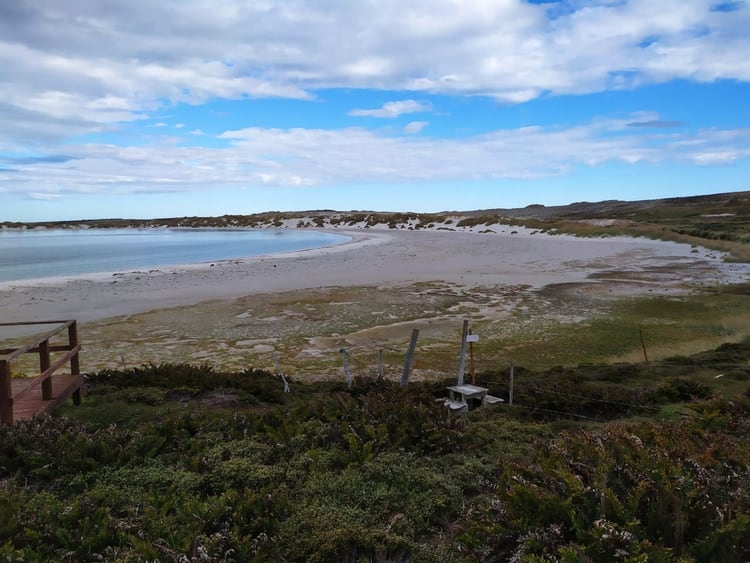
<box><xmin>0</xmin><ymin>228</ymin><xmax>349</xmax><ymax>282</ymax></box>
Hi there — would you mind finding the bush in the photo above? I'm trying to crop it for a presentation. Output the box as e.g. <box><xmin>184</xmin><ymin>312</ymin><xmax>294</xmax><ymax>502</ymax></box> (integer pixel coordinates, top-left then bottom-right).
<box><xmin>647</xmin><ymin>377</ymin><xmax>712</xmax><ymax>403</ymax></box>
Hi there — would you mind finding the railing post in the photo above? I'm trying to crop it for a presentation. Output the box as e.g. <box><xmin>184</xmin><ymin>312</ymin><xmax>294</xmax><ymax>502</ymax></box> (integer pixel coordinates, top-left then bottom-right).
<box><xmin>40</xmin><ymin>340</ymin><xmax>52</xmax><ymax>400</ymax></box>
<box><xmin>0</xmin><ymin>360</ymin><xmax>12</xmax><ymax>425</ymax></box>
<box><xmin>68</xmin><ymin>321</ymin><xmax>81</xmax><ymax>405</ymax></box>
<box><xmin>68</xmin><ymin>321</ymin><xmax>80</xmax><ymax>375</ymax></box>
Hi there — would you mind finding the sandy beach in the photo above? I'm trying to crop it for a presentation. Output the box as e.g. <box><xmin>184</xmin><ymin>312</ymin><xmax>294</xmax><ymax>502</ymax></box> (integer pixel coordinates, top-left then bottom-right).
<box><xmin>0</xmin><ymin>227</ymin><xmax>743</xmax><ymax>323</ymax></box>
<box><xmin>2</xmin><ymin>226</ymin><xmax>748</xmax><ymax>376</ymax></box>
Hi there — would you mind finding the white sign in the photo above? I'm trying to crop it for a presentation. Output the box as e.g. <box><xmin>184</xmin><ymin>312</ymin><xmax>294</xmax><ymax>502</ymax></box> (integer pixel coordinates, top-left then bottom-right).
<box><xmin>466</xmin><ymin>334</ymin><xmax>479</xmax><ymax>343</ymax></box>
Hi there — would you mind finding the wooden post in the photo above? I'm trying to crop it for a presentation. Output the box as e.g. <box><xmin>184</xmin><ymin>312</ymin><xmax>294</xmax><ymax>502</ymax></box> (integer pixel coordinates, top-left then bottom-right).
<box><xmin>69</xmin><ymin>321</ymin><xmax>81</xmax><ymax>405</ymax></box>
<box><xmin>509</xmin><ymin>362</ymin><xmax>515</xmax><ymax>406</ymax></box>
<box><xmin>639</xmin><ymin>328</ymin><xmax>649</xmax><ymax>365</ymax></box>
<box><xmin>340</xmin><ymin>348</ymin><xmax>352</xmax><ymax>389</ymax></box>
<box><xmin>377</xmin><ymin>349</ymin><xmax>384</xmax><ymax>382</ymax></box>
<box><xmin>0</xmin><ymin>360</ymin><xmax>12</xmax><ymax>425</ymax></box>
<box><xmin>469</xmin><ymin>329</ymin><xmax>476</xmax><ymax>385</ymax></box>
<box><xmin>401</xmin><ymin>329</ymin><xmax>419</xmax><ymax>388</ymax></box>
<box><xmin>457</xmin><ymin>320</ymin><xmax>469</xmax><ymax>386</ymax></box>
<box><xmin>68</xmin><ymin>321</ymin><xmax>80</xmax><ymax>374</ymax></box>
<box><xmin>40</xmin><ymin>339</ymin><xmax>52</xmax><ymax>400</ymax></box>
<box><xmin>0</xmin><ymin>320</ymin><xmax>84</xmax><ymax>419</ymax></box>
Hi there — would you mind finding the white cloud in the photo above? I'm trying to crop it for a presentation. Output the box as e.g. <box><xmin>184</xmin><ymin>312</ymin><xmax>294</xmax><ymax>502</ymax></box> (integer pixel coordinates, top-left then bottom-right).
<box><xmin>0</xmin><ymin>0</ymin><xmax>748</xmax><ymax>212</ymax></box>
<box><xmin>404</xmin><ymin>121</ymin><xmax>428</xmax><ymax>134</ymax></box>
<box><xmin>349</xmin><ymin>100</ymin><xmax>433</xmax><ymax>118</ymax></box>
<box><xmin>28</xmin><ymin>192</ymin><xmax>62</xmax><ymax>201</ymax></box>
<box><xmin>3</xmin><ymin>116</ymin><xmax>749</xmax><ymax>199</ymax></box>
<box><xmin>692</xmin><ymin>151</ymin><xmax>739</xmax><ymax>164</ymax></box>
<box><xmin>1</xmin><ymin>0</ymin><xmax>748</xmax><ymax>146</ymax></box>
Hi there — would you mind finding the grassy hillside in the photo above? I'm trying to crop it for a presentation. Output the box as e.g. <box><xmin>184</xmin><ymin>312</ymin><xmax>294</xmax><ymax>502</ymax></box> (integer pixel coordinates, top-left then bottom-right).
<box><xmin>488</xmin><ymin>191</ymin><xmax>750</xmax><ymax>261</ymax></box>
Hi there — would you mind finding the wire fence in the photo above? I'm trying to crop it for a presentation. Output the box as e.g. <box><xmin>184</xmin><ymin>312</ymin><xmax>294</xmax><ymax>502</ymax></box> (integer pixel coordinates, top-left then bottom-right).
<box><xmin>269</xmin><ymin>322</ymin><xmax>748</xmax><ymax>420</ymax></box>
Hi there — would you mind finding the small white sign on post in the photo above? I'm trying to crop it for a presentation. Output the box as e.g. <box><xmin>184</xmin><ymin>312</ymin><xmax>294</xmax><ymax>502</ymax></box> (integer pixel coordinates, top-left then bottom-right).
<box><xmin>466</xmin><ymin>334</ymin><xmax>480</xmax><ymax>343</ymax></box>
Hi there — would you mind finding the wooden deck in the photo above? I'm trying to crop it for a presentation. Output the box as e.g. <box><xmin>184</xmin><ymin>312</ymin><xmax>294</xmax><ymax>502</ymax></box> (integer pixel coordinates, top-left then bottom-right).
<box><xmin>10</xmin><ymin>374</ymin><xmax>83</xmax><ymax>421</ymax></box>
<box><xmin>1</xmin><ymin>320</ymin><xmax>83</xmax><ymax>425</ymax></box>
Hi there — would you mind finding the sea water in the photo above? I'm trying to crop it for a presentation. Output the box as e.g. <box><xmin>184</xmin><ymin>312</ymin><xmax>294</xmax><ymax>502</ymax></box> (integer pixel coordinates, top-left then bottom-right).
<box><xmin>0</xmin><ymin>228</ymin><xmax>349</xmax><ymax>282</ymax></box>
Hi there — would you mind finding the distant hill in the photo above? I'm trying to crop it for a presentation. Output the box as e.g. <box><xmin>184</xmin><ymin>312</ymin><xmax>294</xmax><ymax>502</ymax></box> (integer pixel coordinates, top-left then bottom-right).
<box><xmin>467</xmin><ymin>190</ymin><xmax>750</xmax><ymax>220</ymax></box>
<box><xmin>3</xmin><ymin>190</ymin><xmax>749</xmax><ymax>259</ymax></box>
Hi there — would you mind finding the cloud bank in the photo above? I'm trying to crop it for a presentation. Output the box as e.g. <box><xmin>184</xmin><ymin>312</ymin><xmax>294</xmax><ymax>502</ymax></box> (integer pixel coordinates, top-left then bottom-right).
<box><xmin>3</xmin><ymin>115</ymin><xmax>749</xmax><ymax>200</ymax></box>
<box><xmin>0</xmin><ymin>0</ymin><xmax>749</xmax><ymax>210</ymax></box>
<box><xmin>2</xmin><ymin>0</ymin><xmax>748</xmax><ymax>141</ymax></box>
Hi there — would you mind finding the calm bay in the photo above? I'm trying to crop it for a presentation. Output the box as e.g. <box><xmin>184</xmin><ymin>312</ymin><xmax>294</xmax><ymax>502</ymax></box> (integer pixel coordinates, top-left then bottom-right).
<box><xmin>0</xmin><ymin>228</ymin><xmax>349</xmax><ymax>282</ymax></box>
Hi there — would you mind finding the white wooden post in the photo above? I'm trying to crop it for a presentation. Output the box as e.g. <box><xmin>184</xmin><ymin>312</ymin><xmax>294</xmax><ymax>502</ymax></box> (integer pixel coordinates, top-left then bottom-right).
<box><xmin>340</xmin><ymin>348</ymin><xmax>352</xmax><ymax>389</ymax></box>
<box><xmin>272</xmin><ymin>352</ymin><xmax>290</xmax><ymax>393</ymax></box>
<box><xmin>467</xmin><ymin>331</ymin><xmax>480</xmax><ymax>385</ymax></box>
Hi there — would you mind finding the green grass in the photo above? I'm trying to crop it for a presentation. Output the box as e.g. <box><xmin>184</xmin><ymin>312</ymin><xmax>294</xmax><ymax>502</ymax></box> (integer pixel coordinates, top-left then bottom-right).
<box><xmin>67</xmin><ymin>398</ymin><xmax>186</xmax><ymax>427</ymax></box>
<box><xmin>469</xmin><ymin>289</ymin><xmax>750</xmax><ymax>373</ymax></box>
<box><xmin>656</xmin><ymin>402</ymin><xmax>689</xmax><ymax>420</ymax></box>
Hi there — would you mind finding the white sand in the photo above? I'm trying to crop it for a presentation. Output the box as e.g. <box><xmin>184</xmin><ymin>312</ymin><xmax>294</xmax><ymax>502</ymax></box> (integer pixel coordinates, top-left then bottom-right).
<box><xmin>0</xmin><ymin>227</ymin><xmax>747</xmax><ymax>329</ymax></box>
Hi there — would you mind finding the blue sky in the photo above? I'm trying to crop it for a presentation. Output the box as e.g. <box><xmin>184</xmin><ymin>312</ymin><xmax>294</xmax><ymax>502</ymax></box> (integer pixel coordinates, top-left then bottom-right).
<box><xmin>1</xmin><ymin>1</ymin><xmax>749</xmax><ymax>221</ymax></box>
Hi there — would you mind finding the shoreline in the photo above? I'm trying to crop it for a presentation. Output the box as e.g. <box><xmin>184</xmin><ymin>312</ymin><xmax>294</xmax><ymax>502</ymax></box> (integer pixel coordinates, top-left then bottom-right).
<box><xmin>0</xmin><ymin>230</ymin><xmax>364</xmax><ymax>289</ymax></box>
<box><xmin>0</xmin><ymin>229</ymin><xmax>387</xmax><ymax>326</ymax></box>
<box><xmin>0</xmin><ymin>227</ymin><xmax>354</xmax><ymax>287</ymax></box>
<box><xmin>1</xmin><ymin>226</ymin><xmax>746</xmax><ymax>330</ymax></box>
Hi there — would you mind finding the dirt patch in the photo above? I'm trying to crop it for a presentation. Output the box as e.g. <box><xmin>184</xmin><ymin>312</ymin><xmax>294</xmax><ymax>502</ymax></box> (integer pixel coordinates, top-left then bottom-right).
<box><xmin>77</xmin><ymin>282</ymin><xmax>532</xmax><ymax>379</ymax></box>
<box><xmin>46</xmin><ymin>272</ymin><xmax>749</xmax><ymax>382</ymax></box>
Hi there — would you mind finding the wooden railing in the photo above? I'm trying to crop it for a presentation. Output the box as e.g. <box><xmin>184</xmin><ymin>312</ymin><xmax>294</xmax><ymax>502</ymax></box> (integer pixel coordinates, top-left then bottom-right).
<box><xmin>0</xmin><ymin>320</ymin><xmax>82</xmax><ymax>425</ymax></box>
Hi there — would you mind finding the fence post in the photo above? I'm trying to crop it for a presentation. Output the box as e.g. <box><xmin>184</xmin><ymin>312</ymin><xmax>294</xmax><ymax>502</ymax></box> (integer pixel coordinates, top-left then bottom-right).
<box><xmin>639</xmin><ymin>328</ymin><xmax>649</xmax><ymax>365</ymax></box>
<box><xmin>469</xmin><ymin>329</ymin><xmax>476</xmax><ymax>385</ymax></box>
<box><xmin>401</xmin><ymin>329</ymin><xmax>419</xmax><ymax>388</ymax></box>
<box><xmin>509</xmin><ymin>362</ymin><xmax>515</xmax><ymax>406</ymax></box>
<box><xmin>340</xmin><ymin>348</ymin><xmax>352</xmax><ymax>389</ymax></box>
<box><xmin>0</xmin><ymin>360</ymin><xmax>12</xmax><ymax>425</ymax></box>
<box><xmin>377</xmin><ymin>349</ymin><xmax>384</xmax><ymax>382</ymax></box>
<box><xmin>457</xmin><ymin>320</ymin><xmax>469</xmax><ymax>386</ymax></box>
<box><xmin>272</xmin><ymin>352</ymin><xmax>290</xmax><ymax>393</ymax></box>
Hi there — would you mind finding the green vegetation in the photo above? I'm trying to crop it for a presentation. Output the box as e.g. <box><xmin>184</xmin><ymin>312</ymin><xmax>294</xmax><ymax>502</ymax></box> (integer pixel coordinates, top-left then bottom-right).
<box><xmin>2</xmin><ymin>343</ymin><xmax>750</xmax><ymax>561</ymax></box>
<box><xmin>0</xmin><ymin>211</ymin><xmax>453</xmax><ymax>232</ymax></box>
<box><xmin>3</xmin><ymin>192</ymin><xmax>750</xmax><ymax>559</ymax></box>
<box><xmin>494</xmin><ymin>191</ymin><xmax>750</xmax><ymax>261</ymax></box>
<box><xmin>455</xmin><ymin>214</ymin><xmax>501</xmax><ymax>228</ymax></box>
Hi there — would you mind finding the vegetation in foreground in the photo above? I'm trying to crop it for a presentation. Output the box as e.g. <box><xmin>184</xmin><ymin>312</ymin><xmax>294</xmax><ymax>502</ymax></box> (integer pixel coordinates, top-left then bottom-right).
<box><xmin>2</xmin><ymin>340</ymin><xmax>750</xmax><ymax>562</ymax></box>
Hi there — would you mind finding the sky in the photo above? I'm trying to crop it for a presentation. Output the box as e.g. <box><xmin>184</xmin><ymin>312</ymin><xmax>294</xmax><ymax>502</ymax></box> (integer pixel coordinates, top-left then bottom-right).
<box><xmin>1</xmin><ymin>0</ymin><xmax>749</xmax><ymax>222</ymax></box>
